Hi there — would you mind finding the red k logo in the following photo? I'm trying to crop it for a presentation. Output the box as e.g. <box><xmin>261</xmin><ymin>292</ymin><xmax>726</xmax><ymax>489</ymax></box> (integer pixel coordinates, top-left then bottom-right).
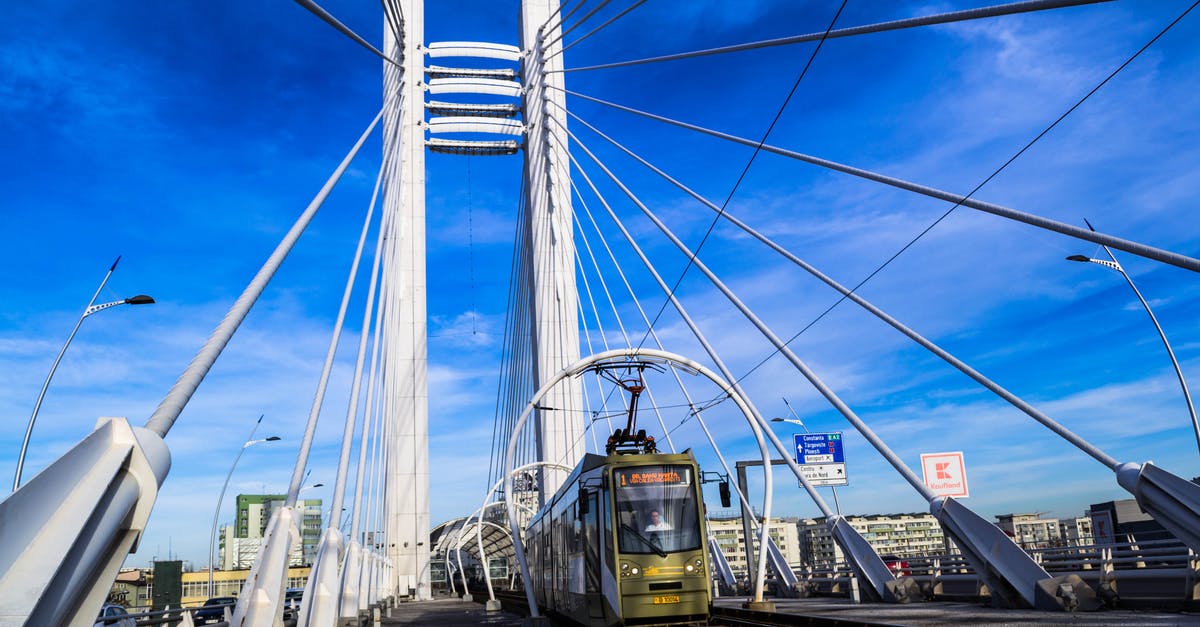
<box><xmin>935</xmin><ymin>462</ymin><xmax>951</xmax><ymax>479</ymax></box>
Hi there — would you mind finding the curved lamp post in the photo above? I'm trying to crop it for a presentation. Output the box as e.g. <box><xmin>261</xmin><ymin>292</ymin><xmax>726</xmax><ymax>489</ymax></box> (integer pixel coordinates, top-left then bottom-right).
<box><xmin>13</xmin><ymin>256</ymin><xmax>155</xmax><ymax>491</ymax></box>
<box><xmin>209</xmin><ymin>415</ymin><xmax>281</xmax><ymax>597</ymax></box>
<box><xmin>1066</xmin><ymin>250</ymin><xmax>1199</xmax><ymax>458</ymax></box>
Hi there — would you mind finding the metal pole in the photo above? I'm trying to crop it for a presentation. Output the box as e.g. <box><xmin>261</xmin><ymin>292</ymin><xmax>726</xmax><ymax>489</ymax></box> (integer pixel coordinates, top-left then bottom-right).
<box><xmin>208</xmin><ymin>415</ymin><xmax>268</xmax><ymax>597</ymax></box>
<box><xmin>1070</xmin><ymin>234</ymin><xmax>1199</xmax><ymax>458</ymax></box>
<box><xmin>781</xmin><ymin>398</ymin><xmax>842</xmax><ymax>517</ymax></box>
<box><xmin>14</xmin><ymin>256</ymin><xmax>118</xmax><ymax>491</ymax></box>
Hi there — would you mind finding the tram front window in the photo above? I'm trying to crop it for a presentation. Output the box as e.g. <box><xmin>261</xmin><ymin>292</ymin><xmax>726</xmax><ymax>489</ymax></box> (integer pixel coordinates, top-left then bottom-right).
<box><xmin>613</xmin><ymin>465</ymin><xmax>701</xmax><ymax>554</ymax></box>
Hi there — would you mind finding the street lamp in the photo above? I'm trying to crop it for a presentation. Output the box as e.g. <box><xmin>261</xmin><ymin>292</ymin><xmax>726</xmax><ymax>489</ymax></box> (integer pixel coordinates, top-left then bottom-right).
<box><xmin>1067</xmin><ymin>249</ymin><xmax>1200</xmax><ymax>458</ymax></box>
<box><xmin>209</xmin><ymin>415</ymin><xmax>280</xmax><ymax>597</ymax></box>
<box><xmin>13</xmin><ymin>256</ymin><xmax>155</xmax><ymax>491</ymax></box>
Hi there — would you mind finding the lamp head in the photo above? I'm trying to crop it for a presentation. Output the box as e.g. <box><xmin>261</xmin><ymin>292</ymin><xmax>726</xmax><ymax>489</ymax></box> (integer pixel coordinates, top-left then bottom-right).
<box><xmin>1065</xmin><ymin>255</ymin><xmax>1090</xmax><ymax>263</ymax></box>
<box><xmin>770</xmin><ymin>417</ymin><xmax>784</xmax><ymax>422</ymax></box>
<box><xmin>265</xmin><ymin>436</ymin><xmax>281</xmax><ymax>442</ymax></box>
<box><xmin>125</xmin><ymin>294</ymin><xmax>155</xmax><ymax>305</ymax></box>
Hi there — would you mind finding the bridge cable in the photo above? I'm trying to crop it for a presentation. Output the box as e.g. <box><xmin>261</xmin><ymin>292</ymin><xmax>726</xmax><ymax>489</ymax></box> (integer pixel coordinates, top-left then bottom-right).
<box><xmin>564</xmin><ymin>0</ymin><xmax>1200</xmax><ymax>382</ymax></box>
<box><xmin>357</xmin><ymin>265</ymin><xmax>387</xmax><ymax>550</ymax></box>
<box><xmin>144</xmin><ymin>105</ymin><xmax>385</xmax><ymax>439</ymax></box>
<box><xmin>467</xmin><ymin>155</ymin><xmax>478</xmax><ymax>335</ymax></box>
<box><xmin>624</xmin><ymin>0</ymin><xmax>849</xmax><ymax>353</ymax></box>
<box><xmin>575</xmin><ymin>180</ymin><xmax>726</xmax><ymax>457</ymax></box>
<box><xmin>314</xmin><ymin>153</ymin><xmax>388</xmax><ymax>523</ymax></box>
<box><xmin>565</xmin><ymin>107</ymin><xmax>1128</xmax><ymax>470</ymax></box>
<box><xmin>563</xmin><ymin>137</ymin><xmax>836</xmax><ymax>516</ymax></box>
<box><xmin>556</xmin><ymin>85</ymin><xmax>1200</xmax><ymax>274</ymax></box>
<box><xmin>574</xmin><ymin>295</ymin><xmax>613</xmax><ymax>452</ymax></box>
<box><xmin>556</xmin><ymin>0</ymin><xmax>1111</xmax><ymax>73</ymax></box>
<box><xmin>380</xmin><ymin>0</ymin><xmax>404</xmax><ymax>52</ymax></box>
<box><xmin>347</xmin><ymin>172</ymin><xmax>392</xmax><ymax>540</ymax></box>
<box><xmin>573</xmin><ymin>209</ymin><xmax>679</xmax><ymax>452</ymax></box>
<box><xmin>541</xmin><ymin>0</ymin><xmax>613</xmax><ymax>52</ymax></box>
<box><xmin>291</xmin><ymin>0</ymin><xmax>401</xmax><ymax>69</ymax></box>
<box><xmin>573</xmin><ymin>243</ymin><xmax>627</xmax><ymax>435</ymax></box>
<box><xmin>545</xmin><ymin>0</ymin><xmax>651</xmax><ymax>63</ymax></box>
<box><xmin>539</xmin><ymin>0</ymin><xmax>589</xmax><ymax>40</ymax></box>
<box><xmin>567</xmin><ymin>124</ymin><xmax>943</xmax><ymax>497</ymax></box>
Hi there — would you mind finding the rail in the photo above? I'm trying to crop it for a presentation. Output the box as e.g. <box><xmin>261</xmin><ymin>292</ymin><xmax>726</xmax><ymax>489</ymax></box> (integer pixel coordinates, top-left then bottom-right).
<box><xmin>780</xmin><ymin>538</ymin><xmax>1200</xmax><ymax>606</ymax></box>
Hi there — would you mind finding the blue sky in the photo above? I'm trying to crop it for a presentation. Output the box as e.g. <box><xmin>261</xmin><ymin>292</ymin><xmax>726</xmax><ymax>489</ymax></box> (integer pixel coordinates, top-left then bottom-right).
<box><xmin>2</xmin><ymin>1</ymin><xmax>1198</xmax><ymax>569</ymax></box>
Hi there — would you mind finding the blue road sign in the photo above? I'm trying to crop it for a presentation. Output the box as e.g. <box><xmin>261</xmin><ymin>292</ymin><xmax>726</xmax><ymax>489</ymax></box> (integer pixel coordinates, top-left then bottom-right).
<box><xmin>794</xmin><ymin>432</ymin><xmax>844</xmax><ymax>464</ymax></box>
<box><xmin>792</xmin><ymin>432</ymin><xmax>847</xmax><ymax>487</ymax></box>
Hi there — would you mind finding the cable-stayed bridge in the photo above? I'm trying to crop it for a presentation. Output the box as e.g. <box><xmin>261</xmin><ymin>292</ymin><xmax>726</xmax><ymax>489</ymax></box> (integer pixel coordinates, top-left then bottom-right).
<box><xmin>2</xmin><ymin>1</ymin><xmax>1200</xmax><ymax>625</ymax></box>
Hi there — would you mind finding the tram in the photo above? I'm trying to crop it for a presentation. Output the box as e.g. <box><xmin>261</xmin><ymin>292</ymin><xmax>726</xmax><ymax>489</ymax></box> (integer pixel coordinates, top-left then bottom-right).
<box><xmin>524</xmin><ymin>446</ymin><xmax>711</xmax><ymax>626</ymax></box>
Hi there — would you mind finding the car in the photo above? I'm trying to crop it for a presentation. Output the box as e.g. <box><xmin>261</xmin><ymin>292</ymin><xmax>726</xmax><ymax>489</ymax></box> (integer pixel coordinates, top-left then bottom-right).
<box><xmin>283</xmin><ymin>587</ymin><xmax>304</xmax><ymax>619</ymax></box>
<box><xmin>93</xmin><ymin>603</ymin><xmax>135</xmax><ymax>627</ymax></box>
<box><xmin>194</xmin><ymin>596</ymin><xmax>237</xmax><ymax>625</ymax></box>
<box><xmin>881</xmin><ymin>554</ymin><xmax>911</xmax><ymax>577</ymax></box>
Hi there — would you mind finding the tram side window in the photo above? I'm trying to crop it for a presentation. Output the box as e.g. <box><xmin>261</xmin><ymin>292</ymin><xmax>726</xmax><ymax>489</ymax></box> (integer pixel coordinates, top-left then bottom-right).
<box><xmin>613</xmin><ymin>465</ymin><xmax>701</xmax><ymax>554</ymax></box>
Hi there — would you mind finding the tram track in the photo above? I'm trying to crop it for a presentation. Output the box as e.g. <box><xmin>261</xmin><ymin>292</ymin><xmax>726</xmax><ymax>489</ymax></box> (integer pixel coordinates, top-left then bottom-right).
<box><xmin>708</xmin><ymin>605</ymin><xmax>906</xmax><ymax>627</ymax></box>
<box><xmin>483</xmin><ymin>590</ymin><xmax>902</xmax><ymax>626</ymax></box>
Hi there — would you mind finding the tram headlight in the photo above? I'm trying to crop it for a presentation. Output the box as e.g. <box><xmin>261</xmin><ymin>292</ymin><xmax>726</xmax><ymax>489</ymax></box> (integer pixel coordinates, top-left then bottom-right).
<box><xmin>621</xmin><ymin>561</ymin><xmax>642</xmax><ymax>578</ymax></box>
<box><xmin>686</xmin><ymin>556</ymin><xmax>704</xmax><ymax>575</ymax></box>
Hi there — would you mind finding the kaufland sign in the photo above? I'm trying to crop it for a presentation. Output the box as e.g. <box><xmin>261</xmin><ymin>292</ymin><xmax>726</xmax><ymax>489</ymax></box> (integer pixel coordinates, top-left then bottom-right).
<box><xmin>920</xmin><ymin>451</ymin><xmax>969</xmax><ymax>498</ymax></box>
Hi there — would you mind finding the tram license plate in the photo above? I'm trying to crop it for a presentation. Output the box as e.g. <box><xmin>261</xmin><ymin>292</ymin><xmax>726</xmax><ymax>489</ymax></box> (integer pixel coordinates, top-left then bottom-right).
<box><xmin>653</xmin><ymin>595</ymin><xmax>681</xmax><ymax>604</ymax></box>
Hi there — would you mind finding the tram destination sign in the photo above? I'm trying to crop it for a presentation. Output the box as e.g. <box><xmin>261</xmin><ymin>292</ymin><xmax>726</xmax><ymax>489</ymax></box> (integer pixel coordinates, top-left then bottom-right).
<box><xmin>792</xmin><ymin>432</ymin><xmax>847</xmax><ymax>487</ymax></box>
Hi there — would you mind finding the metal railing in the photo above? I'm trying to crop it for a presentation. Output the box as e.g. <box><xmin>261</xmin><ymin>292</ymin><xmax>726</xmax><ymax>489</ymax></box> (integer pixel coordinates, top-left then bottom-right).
<box><xmin>780</xmin><ymin>539</ymin><xmax>1200</xmax><ymax>606</ymax></box>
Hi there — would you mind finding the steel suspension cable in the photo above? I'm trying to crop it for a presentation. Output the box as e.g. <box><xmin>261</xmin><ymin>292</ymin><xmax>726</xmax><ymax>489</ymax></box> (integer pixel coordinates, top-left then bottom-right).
<box><xmin>145</xmin><ymin>106</ymin><xmax>385</xmax><ymax>439</ymax></box>
<box><xmin>568</xmin><ymin>168</ymin><xmax>677</xmax><ymax>452</ymax></box>
<box><xmin>380</xmin><ymin>0</ymin><xmax>404</xmax><ymax>54</ymax></box>
<box><xmin>321</xmin><ymin>163</ymin><xmax>386</xmax><ymax>523</ymax></box>
<box><xmin>358</xmin><ymin>261</ymin><xmax>388</xmax><ymax>547</ymax></box>
<box><xmin>574</xmin><ymin>296</ymin><xmax>615</xmax><ymax>447</ymax></box>
<box><xmin>565</xmin><ymin>146</ymin><xmax>837</xmax><ymax>537</ymax></box>
<box><xmin>546</xmin><ymin>0</ymin><xmax>650</xmax><ymax>62</ymax></box>
<box><xmin>573</xmin><ymin>246</ymin><xmax>621</xmax><ymax>410</ymax></box>
<box><xmin>618</xmin><ymin>0</ymin><xmax>848</xmax><ymax>353</ymax></box>
<box><xmin>348</xmin><ymin>185</ymin><xmax>391</xmax><ymax>538</ymax></box>
<box><xmin>558</xmin><ymin>86</ymin><xmax>1200</xmax><ymax>273</ymax></box>
<box><xmin>541</xmin><ymin>0</ymin><xmax>613</xmax><ymax>51</ymax></box>
<box><xmin>566</xmin><ymin>109</ymin><xmax>1126</xmax><ymax>469</ymax></box>
<box><xmin>291</xmin><ymin>0</ymin><xmax>401</xmax><ymax>68</ymax></box>
<box><xmin>540</xmin><ymin>0</ymin><xmax>588</xmax><ymax>39</ymax></box>
<box><xmin>558</xmin><ymin>0</ymin><xmax>1110</xmax><ymax>73</ymax></box>
<box><xmin>568</xmin><ymin>128</ymin><xmax>938</xmax><ymax>499</ymax></box>
<box><xmin>569</xmin><ymin>151</ymin><xmax>783</xmax><ymax>518</ymax></box>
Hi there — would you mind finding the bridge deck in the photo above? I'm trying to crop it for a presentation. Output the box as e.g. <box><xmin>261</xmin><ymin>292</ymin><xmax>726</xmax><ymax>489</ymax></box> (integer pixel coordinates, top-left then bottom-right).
<box><xmin>713</xmin><ymin>597</ymin><xmax>1200</xmax><ymax>626</ymax></box>
<box><xmin>381</xmin><ymin>597</ymin><xmax>524</xmax><ymax>626</ymax></box>
<box><xmin>379</xmin><ymin>595</ymin><xmax>1198</xmax><ymax>626</ymax></box>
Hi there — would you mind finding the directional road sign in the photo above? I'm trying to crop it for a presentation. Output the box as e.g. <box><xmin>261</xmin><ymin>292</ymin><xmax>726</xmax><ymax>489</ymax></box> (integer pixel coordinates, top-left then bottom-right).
<box><xmin>792</xmin><ymin>432</ymin><xmax>847</xmax><ymax>487</ymax></box>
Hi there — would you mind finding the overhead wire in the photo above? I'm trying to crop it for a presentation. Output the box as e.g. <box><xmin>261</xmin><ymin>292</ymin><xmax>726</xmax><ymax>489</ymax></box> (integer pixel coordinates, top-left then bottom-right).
<box><xmin>557</xmin><ymin>87</ymin><xmax>1200</xmax><ymax>273</ymax></box>
<box><xmin>564</xmin><ymin>105</ymin><xmax>1130</xmax><ymax>472</ymax></box>
<box><xmin>562</xmin><ymin>131</ymin><xmax>836</xmax><ymax>516</ymax></box>
<box><xmin>627</xmin><ymin>0</ymin><xmax>849</xmax><ymax>352</ymax></box>
<box><xmin>556</xmin><ymin>0</ymin><xmax>1111</xmax><ymax>73</ymax></box>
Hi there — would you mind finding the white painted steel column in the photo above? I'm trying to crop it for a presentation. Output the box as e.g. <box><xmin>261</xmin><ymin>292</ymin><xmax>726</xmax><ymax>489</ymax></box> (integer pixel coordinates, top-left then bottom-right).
<box><xmin>383</xmin><ymin>0</ymin><xmax>431</xmax><ymax>601</ymax></box>
<box><xmin>521</xmin><ymin>0</ymin><xmax>583</xmax><ymax>497</ymax></box>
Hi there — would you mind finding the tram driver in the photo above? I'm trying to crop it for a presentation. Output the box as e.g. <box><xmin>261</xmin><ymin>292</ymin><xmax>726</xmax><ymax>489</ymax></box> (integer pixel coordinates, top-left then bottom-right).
<box><xmin>644</xmin><ymin>509</ymin><xmax>672</xmax><ymax>532</ymax></box>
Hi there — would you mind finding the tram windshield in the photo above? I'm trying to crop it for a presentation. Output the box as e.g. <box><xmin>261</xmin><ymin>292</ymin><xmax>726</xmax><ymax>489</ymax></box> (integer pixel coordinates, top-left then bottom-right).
<box><xmin>613</xmin><ymin>465</ymin><xmax>701</xmax><ymax>554</ymax></box>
